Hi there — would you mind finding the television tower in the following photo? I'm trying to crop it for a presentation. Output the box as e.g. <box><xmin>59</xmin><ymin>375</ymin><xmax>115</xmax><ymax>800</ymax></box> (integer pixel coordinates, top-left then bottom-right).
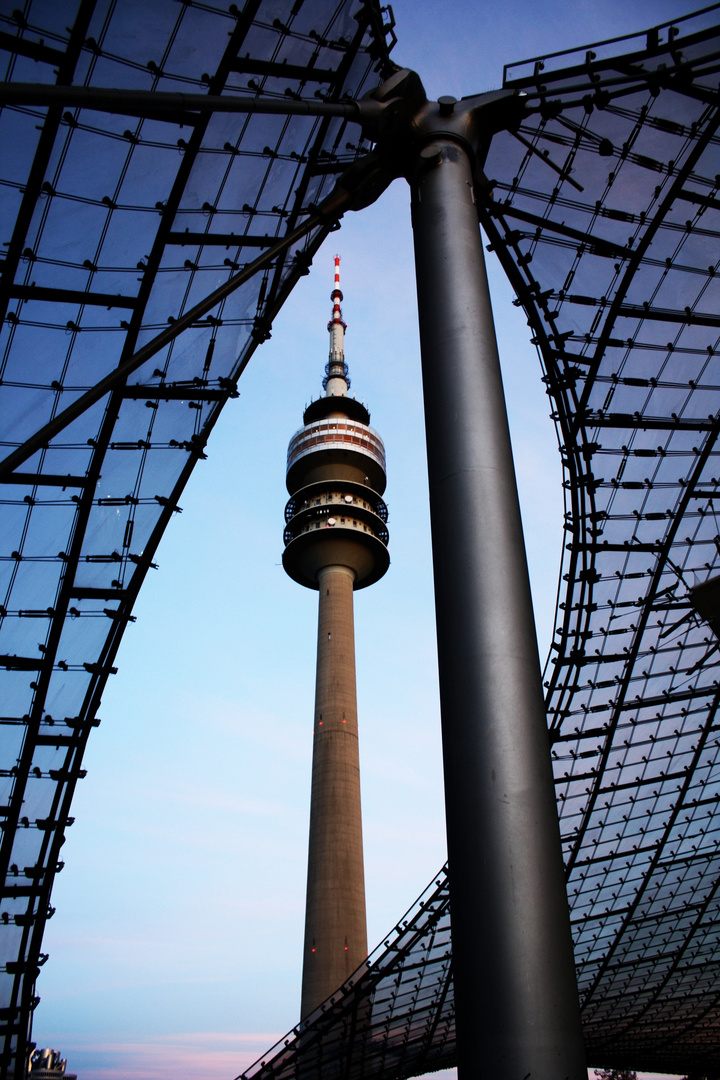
<box><xmin>283</xmin><ymin>257</ymin><xmax>389</xmax><ymax>1018</ymax></box>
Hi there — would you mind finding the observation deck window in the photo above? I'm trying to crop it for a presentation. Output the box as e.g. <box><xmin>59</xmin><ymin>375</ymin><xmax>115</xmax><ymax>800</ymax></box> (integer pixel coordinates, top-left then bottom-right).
<box><xmin>287</xmin><ymin>419</ymin><xmax>386</xmax><ymax>474</ymax></box>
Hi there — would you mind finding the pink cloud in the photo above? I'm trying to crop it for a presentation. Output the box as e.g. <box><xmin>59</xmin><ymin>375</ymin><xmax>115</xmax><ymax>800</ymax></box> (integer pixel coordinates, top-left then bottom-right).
<box><xmin>56</xmin><ymin>1032</ymin><xmax>282</xmax><ymax>1080</ymax></box>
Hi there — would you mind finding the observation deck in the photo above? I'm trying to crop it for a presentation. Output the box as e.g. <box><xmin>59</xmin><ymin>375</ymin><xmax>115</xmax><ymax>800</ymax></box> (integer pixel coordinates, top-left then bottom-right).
<box><xmin>286</xmin><ymin>418</ymin><xmax>387</xmax><ymax>494</ymax></box>
<box><xmin>282</xmin><ymin>261</ymin><xmax>389</xmax><ymax>591</ymax></box>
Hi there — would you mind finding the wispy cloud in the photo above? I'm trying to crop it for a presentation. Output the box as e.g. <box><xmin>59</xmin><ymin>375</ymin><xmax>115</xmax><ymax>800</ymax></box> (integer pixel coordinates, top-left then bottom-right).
<box><xmin>56</xmin><ymin>1032</ymin><xmax>281</xmax><ymax>1080</ymax></box>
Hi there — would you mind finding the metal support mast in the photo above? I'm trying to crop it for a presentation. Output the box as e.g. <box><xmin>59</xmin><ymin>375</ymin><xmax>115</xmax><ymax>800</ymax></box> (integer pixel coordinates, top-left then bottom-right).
<box><xmin>361</xmin><ymin>76</ymin><xmax>587</xmax><ymax>1079</ymax></box>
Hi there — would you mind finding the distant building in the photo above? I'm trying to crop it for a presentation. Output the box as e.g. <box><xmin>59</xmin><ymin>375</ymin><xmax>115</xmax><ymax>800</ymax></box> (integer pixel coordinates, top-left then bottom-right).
<box><xmin>28</xmin><ymin>1048</ymin><xmax>76</xmax><ymax>1079</ymax></box>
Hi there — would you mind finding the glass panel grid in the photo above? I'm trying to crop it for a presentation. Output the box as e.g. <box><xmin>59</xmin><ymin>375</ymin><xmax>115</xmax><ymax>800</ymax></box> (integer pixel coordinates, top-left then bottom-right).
<box><xmin>0</xmin><ymin>0</ymin><xmax>394</xmax><ymax>1072</ymax></box>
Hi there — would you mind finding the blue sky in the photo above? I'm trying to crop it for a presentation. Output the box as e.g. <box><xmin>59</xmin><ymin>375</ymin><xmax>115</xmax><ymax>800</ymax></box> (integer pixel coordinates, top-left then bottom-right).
<box><xmin>32</xmin><ymin>3</ymin><xmax>703</xmax><ymax>1078</ymax></box>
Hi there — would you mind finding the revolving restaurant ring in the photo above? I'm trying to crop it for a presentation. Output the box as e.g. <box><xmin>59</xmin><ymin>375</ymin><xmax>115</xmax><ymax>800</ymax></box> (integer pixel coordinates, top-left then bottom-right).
<box><xmin>283</xmin><ymin>418</ymin><xmax>389</xmax><ymax>590</ymax></box>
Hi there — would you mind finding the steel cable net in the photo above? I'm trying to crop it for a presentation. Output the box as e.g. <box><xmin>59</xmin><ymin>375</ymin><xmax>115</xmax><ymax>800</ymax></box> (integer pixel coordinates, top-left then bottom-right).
<box><xmin>0</xmin><ymin>0</ymin><xmax>394</xmax><ymax>1073</ymax></box>
<box><xmin>238</xmin><ymin>9</ymin><xmax>720</xmax><ymax>1080</ymax></box>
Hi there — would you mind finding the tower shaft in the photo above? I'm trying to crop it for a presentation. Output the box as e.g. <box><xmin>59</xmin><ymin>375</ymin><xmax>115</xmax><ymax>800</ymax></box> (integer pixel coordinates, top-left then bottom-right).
<box><xmin>284</xmin><ymin>258</ymin><xmax>388</xmax><ymax>1020</ymax></box>
<box><xmin>301</xmin><ymin>564</ymin><xmax>367</xmax><ymax>1018</ymax></box>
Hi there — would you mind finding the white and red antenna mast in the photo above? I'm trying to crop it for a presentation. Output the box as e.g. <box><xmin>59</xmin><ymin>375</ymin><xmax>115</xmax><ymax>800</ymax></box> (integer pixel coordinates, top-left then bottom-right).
<box><xmin>324</xmin><ymin>255</ymin><xmax>350</xmax><ymax>395</ymax></box>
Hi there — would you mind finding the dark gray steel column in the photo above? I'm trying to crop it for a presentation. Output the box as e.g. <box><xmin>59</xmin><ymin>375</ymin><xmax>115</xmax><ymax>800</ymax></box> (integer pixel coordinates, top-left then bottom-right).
<box><xmin>410</xmin><ymin>136</ymin><xmax>586</xmax><ymax>1079</ymax></box>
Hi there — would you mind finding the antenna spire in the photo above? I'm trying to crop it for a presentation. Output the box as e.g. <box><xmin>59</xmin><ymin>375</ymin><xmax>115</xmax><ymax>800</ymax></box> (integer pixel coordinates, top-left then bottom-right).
<box><xmin>324</xmin><ymin>255</ymin><xmax>350</xmax><ymax>395</ymax></box>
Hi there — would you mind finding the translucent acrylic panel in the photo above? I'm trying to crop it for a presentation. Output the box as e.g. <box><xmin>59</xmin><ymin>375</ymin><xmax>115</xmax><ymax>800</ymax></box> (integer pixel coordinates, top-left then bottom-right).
<box><xmin>55</xmin><ymin>128</ymin><xmax>132</xmax><ymax>203</ymax></box>
<box><xmin>95</xmin><ymin>444</ymin><xmax>146</xmax><ymax>490</ymax></box>
<box><xmin>0</xmin><ymin>925</ymin><xmax>24</xmax><ymax>970</ymax></box>
<box><xmin>135</xmin><ymin>266</ymin><xmax>191</xmax><ymax>327</ymax></box>
<box><xmin>65</xmin><ymin>323</ymin><xmax>126</xmax><ymax>385</ymax></box>
<box><xmin>1</xmin><ymin>322</ymin><xmax>71</xmax><ymax>387</ymax></box>
<box><xmin>106</xmin><ymin>397</ymin><xmax>157</xmax><ymax>443</ymax></box>
<box><xmin>43</xmin><ymin>668</ymin><xmax>92</xmax><ymax>716</ymax></box>
<box><xmin>181</xmin><ymin>266</ymin><xmax>239</xmax><ymax>314</ymax></box>
<box><xmin>30</xmin><ymin>446</ymin><xmax>95</xmax><ymax>479</ymax></box>
<box><xmin>116</xmin><ymin>141</ymin><xmax>181</xmax><ymax>209</ymax></box>
<box><xmin>0</xmin><ymin>672</ymin><xmax>35</xmax><ymax>719</ymax></box>
<box><xmin>8</xmin><ymin>827</ymin><xmax>45</xmax><ymax>873</ymax></box>
<box><xmin>46</xmin><ymin>398</ymin><xmax>108</xmax><ymax>451</ymax></box>
<box><xmin>55</xmin><ymin>613</ymin><xmax>111</xmax><ymax>669</ymax></box>
<box><xmin>163</xmin><ymin>4</ymin><xmax>232</xmax><ymax>80</ymax></box>
<box><xmin>24</xmin><ymin>0</ymin><xmax>81</xmax><ymax>35</ymax></box>
<box><xmin>29</xmin><ymin>744</ymin><xmax>70</xmax><ymax>774</ymax></box>
<box><xmin>133</xmin><ymin>445</ymin><xmax>193</xmax><ymax>500</ymax></box>
<box><xmin>0</xmin><ymin>504</ymin><xmax>30</xmax><ymax>556</ymax></box>
<box><xmin>78</xmin><ymin>503</ymin><xmax>133</xmax><ymax>561</ymax></box>
<box><xmin>80</xmin><ymin>504</ymin><xmax>138</xmax><ymax>560</ymax></box>
<box><xmin>21</xmin><ymin>776</ymin><xmax>58</xmax><ymax>822</ymax></box>
<box><xmin>658</xmin><ymin>271</ymin><xmax>720</xmax><ymax>317</ymax></box>
<box><xmin>76</xmin><ymin>264</ymin><xmax>144</xmax><ymax>296</ymax></box>
<box><xmin>133</xmin><ymin>406</ymin><xmax>196</xmax><ymax>454</ymax></box>
<box><xmin>631</xmin><ymin>115</ymin><xmax>689</xmax><ymax>175</ymax></box>
<box><xmin>93</xmin><ymin>1</ymin><xmax>184</xmax><ymax>70</ymax></box>
<box><xmin>240</xmin><ymin>22</ymin><xmax>283</xmax><ymax>65</ymax></box>
<box><xmin>106</xmin><ymin>505</ymin><xmax>158</xmax><ymax>567</ymax></box>
<box><xmin>98</xmin><ymin>206</ymin><xmax>161</xmax><ymax>269</ymax></box>
<box><xmin>71</xmin><ymin>557</ymin><xmax>123</xmax><ymax>591</ymax></box>
<box><xmin>0</xmin><ymin>730</ymin><xmax>26</xmax><ymax>792</ymax></box>
<box><xmin>17</xmin><ymin>259</ymin><xmax>94</xmax><ymax>297</ymax></box>
<box><xmin>0</xmin><ymin>623</ymin><xmax>49</xmax><ymax>670</ymax></box>
<box><xmin>4</xmin><ymin>558</ymin><xmax>63</xmax><ymax>610</ymax></box>
<box><xmin>0</xmin><ymin>109</ymin><xmax>43</xmax><ymax>186</ymax></box>
<box><xmin>11</xmin><ymin>504</ymin><xmax>77</xmax><ymax>560</ymax></box>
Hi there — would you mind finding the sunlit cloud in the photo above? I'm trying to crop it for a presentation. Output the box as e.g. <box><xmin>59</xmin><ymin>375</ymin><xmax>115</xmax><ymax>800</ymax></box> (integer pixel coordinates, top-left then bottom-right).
<box><xmin>56</xmin><ymin>1032</ymin><xmax>281</xmax><ymax>1080</ymax></box>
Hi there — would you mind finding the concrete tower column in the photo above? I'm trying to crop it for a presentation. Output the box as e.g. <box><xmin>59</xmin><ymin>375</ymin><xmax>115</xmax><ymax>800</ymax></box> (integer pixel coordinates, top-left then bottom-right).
<box><xmin>282</xmin><ymin>257</ymin><xmax>389</xmax><ymax>1019</ymax></box>
<box><xmin>301</xmin><ymin>563</ymin><xmax>367</xmax><ymax>1018</ymax></box>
